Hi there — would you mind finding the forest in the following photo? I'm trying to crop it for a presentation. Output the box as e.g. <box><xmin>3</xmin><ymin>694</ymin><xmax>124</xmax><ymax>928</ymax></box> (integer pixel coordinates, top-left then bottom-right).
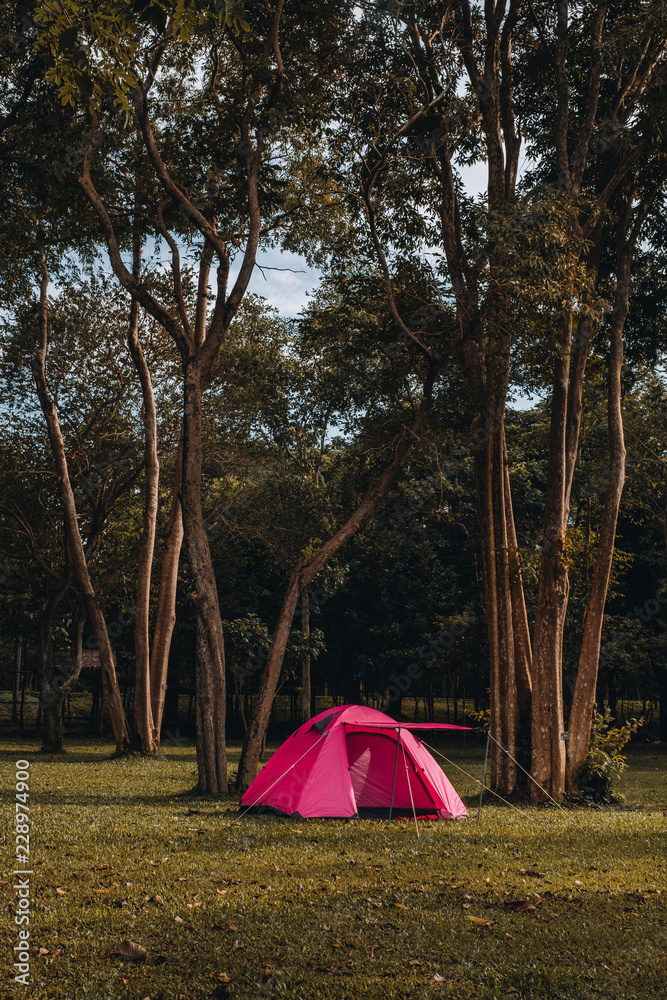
<box><xmin>1</xmin><ymin>0</ymin><xmax>666</xmax><ymax>803</ymax></box>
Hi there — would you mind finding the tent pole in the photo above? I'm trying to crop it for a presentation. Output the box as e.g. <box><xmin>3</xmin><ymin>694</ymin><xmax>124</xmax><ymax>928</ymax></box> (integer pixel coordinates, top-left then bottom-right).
<box><xmin>477</xmin><ymin>728</ymin><xmax>490</xmax><ymax>823</ymax></box>
<box><xmin>401</xmin><ymin>738</ymin><xmax>420</xmax><ymax>840</ymax></box>
<box><xmin>388</xmin><ymin>727</ymin><xmax>401</xmax><ymax>824</ymax></box>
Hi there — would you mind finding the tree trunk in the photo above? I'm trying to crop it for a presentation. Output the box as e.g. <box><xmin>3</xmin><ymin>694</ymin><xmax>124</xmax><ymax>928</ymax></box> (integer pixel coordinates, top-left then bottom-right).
<box><xmin>182</xmin><ymin>365</ymin><xmax>227</xmax><ymax>794</ymax></box>
<box><xmin>566</xmin><ymin>242</ymin><xmax>630</xmax><ymax>788</ymax></box>
<box><xmin>492</xmin><ymin>419</ymin><xmax>519</xmax><ymax>795</ymax></box>
<box><xmin>150</xmin><ymin>431</ymin><xmax>184</xmax><ymax>744</ymax></box>
<box><xmin>127</xmin><ymin>293</ymin><xmax>159</xmax><ymax>754</ymax></box>
<box><xmin>530</xmin><ymin>319</ymin><xmax>572</xmax><ymax>801</ymax></box>
<box><xmin>31</xmin><ymin>260</ymin><xmax>130</xmax><ymax>753</ymax></box>
<box><xmin>301</xmin><ymin>587</ymin><xmax>311</xmax><ymax>723</ymax></box>
<box><xmin>503</xmin><ymin>431</ymin><xmax>532</xmax><ymax>714</ymax></box>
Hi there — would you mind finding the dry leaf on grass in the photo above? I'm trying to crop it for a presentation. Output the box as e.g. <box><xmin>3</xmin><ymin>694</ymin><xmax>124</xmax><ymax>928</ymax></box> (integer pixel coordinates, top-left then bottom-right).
<box><xmin>216</xmin><ymin>973</ymin><xmax>231</xmax><ymax>983</ymax></box>
<box><xmin>106</xmin><ymin>941</ymin><xmax>147</xmax><ymax>962</ymax></box>
<box><xmin>408</xmin><ymin>958</ymin><xmax>422</xmax><ymax>966</ymax></box>
<box><xmin>505</xmin><ymin>899</ymin><xmax>537</xmax><ymax>913</ymax></box>
<box><xmin>466</xmin><ymin>916</ymin><xmax>494</xmax><ymax>927</ymax></box>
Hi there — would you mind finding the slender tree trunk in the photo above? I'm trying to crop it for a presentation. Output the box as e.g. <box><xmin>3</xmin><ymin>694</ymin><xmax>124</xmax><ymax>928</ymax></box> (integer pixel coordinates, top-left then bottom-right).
<box><xmin>475</xmin><ymin>426</ymin><xmax>503</xmax><ymax>790</ymax></box>
<box><xmin>503</xmin><ymin>431</ymin><xmax>532</xmax><ymax>714</ymax></box>
<box><xmin>530</xmin><ymin>317</ymin><xmax>572</xmax><ymax>801</ymax></box>
<box><xmin>182</xmin><ymin>365</ymin><xmax>227</xmax><ymax>794</ymax></box>
<box><xmin>301</xmin><ymin>587</ymin><xmax>311</xmax><ymax>723</ymax></box>
<box><xmin>127</xmin><ymin>292</ymin><xmax>158</xmax><ymax>754</ymax></box>
<box><xmin>492</xmin><ymin>418</ymin><xmax>518</xmax><ymax>795</ymax></box>
<box><xmin>31</xmin><ymin>261</ymin><xmax>130</xmax><ymax>753</ymax></box>
<box><xmin>567</xmin><ymin>244</ymin><xmax>630</xmax><ymax>787</ymax></box>
<box><xmin>150</xmin><ymin>431</ymin><xmax>184</xmax><ymax>743</ymax></box>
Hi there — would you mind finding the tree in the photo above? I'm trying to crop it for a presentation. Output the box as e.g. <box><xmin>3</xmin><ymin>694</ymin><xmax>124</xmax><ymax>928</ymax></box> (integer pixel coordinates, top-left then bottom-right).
<box><xmin>34</xmin><ymin>0</ymin><xmax>353</xmax><ymax>791</ymax></box>
<box><xmin>326</xmin><ymin>0</ymin><xmax>667</xmax><ymax>798</ymax></box>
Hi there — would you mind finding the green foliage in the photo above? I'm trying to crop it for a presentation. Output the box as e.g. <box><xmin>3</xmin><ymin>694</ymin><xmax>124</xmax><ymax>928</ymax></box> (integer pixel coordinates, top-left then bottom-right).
<box><xmin>578</xmin><ymin>710</ymin><xmax>645</xmax><ymax>802</ymax></box>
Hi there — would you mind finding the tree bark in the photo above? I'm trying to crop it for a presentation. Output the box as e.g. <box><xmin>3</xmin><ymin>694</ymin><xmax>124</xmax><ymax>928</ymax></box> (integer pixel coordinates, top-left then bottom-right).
<box><xmin>530</xmin><ymin>314</ymin><xmax>572</xmax><ymax>801</ymax></box>
<box><xmin>183</xmin><ymin>365</ymin><xmax>227</xmax><ymax>793</ymax></box>
<box><xmin>150</xmin><ymin>431</ymin><xmax>184</xmax><ymax>743</ymax></box>
<box><xmin>31</xmin><ymin>260</ymin><xmax>130</xmax><ymax>753</ymax></box>
<box><xmin>566</xmin><ymin>241</ymin><xmax>630</xmax><ymax>787</ymax></box>
<box><xmin>127</xmin><ymin>288</ymin><xmax>158</xmax><ymax>754</ymax></box>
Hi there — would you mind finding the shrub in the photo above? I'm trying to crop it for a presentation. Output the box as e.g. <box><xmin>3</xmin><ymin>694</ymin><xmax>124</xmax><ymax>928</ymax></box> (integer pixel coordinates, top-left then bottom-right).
<box><xmin>577</xmin><ymin>709</ymin><xmax>644</xmax><ymax>802</ymax></box>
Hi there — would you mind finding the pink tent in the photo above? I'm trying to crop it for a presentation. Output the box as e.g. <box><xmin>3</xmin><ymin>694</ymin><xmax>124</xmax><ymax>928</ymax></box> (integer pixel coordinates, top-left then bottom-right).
<box><xmin>240</xmin><ymin>704</ymin><xmax>469</xmax><ymax>820</ymax></box>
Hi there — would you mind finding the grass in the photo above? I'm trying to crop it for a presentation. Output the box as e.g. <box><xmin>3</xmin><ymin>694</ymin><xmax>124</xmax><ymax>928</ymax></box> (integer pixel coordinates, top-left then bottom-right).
<box><xmin>1</xmin><ymin>736</ymin><xmax>666</xmax><ymax>1000</ymax></box>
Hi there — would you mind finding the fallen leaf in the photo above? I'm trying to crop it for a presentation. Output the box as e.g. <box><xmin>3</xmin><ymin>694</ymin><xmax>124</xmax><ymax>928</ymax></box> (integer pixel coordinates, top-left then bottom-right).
<box><xmin>323</xmin><ymin>924</ymin><xmax>331</xmax><ymax>931</ymax></box>
<box><xmin>39</xmin><ymin>947</ymin><xmax>49</xmax><ymax>956</ymax></box>
<box><xmin>56</xmin><ymin>888</ymin><xmax>66</xmax><ymax>895</ymax></box>
<box><xmin>434</xmin><ymin>973</ymin><xmax>446</xmax><ymax>982</ymax></box>
<box><xmin>233</xmin><ymin>939</ymin><xmax>244</xmax><ymax>949</ymax></box>
<box><xmin>466</xmin><ymin>916</ymin><xmax>494</xmax><ymax>927</ymax></box>
<box><xmin>106</xmin><ymin>941</ymin><xmax>147</xmax><ymax>962</ymax></box>
<box><xmin>510</xmin><ymin>900</ymin><xmax>536</xmax><ymax>913</ymax></box>
<box><xmin>408</xmin><ymin>958</ymin><xmax>422</xmax><ymax>966</ymax></box>
<box><xmin>174</xmin><ymin>916</ymin><xmax>184</xmax><ymax>924</ymax></box>
<box><xmin>216</xmin><ymin>973</ymin><xmax>231</xmax><ymax>983</ymax></box>
<box><xmin>229</xmin><ymin>924</ymin><xmax>238</xmax><ymax>932</ymax></box>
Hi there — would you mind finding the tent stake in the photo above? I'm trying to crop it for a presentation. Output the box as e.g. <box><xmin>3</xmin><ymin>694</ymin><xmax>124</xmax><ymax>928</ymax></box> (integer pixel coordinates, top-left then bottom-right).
<box><xmin>388</xmin><ymin>727</ymin><xmax>401</xmax><ymax>824</ymax></box>
<box><xmin>477</xmin><ymin>728</ymin><xmax>490</xmax><ymax>823</ymax></box>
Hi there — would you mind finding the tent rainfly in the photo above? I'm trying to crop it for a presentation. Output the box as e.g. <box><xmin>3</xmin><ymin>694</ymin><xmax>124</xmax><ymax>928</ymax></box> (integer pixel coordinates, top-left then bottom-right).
<box><xmin>240</xmin><ymin>704</ymin><xmax>469</xmax><ymax>820</ymax></box>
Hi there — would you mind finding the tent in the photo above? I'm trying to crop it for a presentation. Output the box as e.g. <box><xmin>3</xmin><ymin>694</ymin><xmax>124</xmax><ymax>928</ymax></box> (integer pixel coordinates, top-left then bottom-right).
<box><xmin>240</xmin><ymin>704</ymin><xmax>469</xmax><ymax>820</ymax></box>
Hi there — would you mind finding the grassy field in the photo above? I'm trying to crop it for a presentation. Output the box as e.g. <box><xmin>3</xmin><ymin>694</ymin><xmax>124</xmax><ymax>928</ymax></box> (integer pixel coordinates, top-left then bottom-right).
<box><xmin>1</xmin><ymin>735</ymin><xmax>666</xmax><ymax>1000</ymax></box>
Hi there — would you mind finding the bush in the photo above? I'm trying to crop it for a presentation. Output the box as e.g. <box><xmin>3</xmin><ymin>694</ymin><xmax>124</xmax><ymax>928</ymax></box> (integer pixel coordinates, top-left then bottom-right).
<box><xmin>577</xmin><ymin>709</ymin><xmax>644</xmax><ymax>803</ymax></box>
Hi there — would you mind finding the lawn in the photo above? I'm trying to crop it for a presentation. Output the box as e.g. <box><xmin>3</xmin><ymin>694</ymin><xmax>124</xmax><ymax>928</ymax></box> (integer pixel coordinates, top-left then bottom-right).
<box><xmin>1</xmin><ymin>735</ymin><xmax>666</xmax><ymax>1000</ymax></box>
